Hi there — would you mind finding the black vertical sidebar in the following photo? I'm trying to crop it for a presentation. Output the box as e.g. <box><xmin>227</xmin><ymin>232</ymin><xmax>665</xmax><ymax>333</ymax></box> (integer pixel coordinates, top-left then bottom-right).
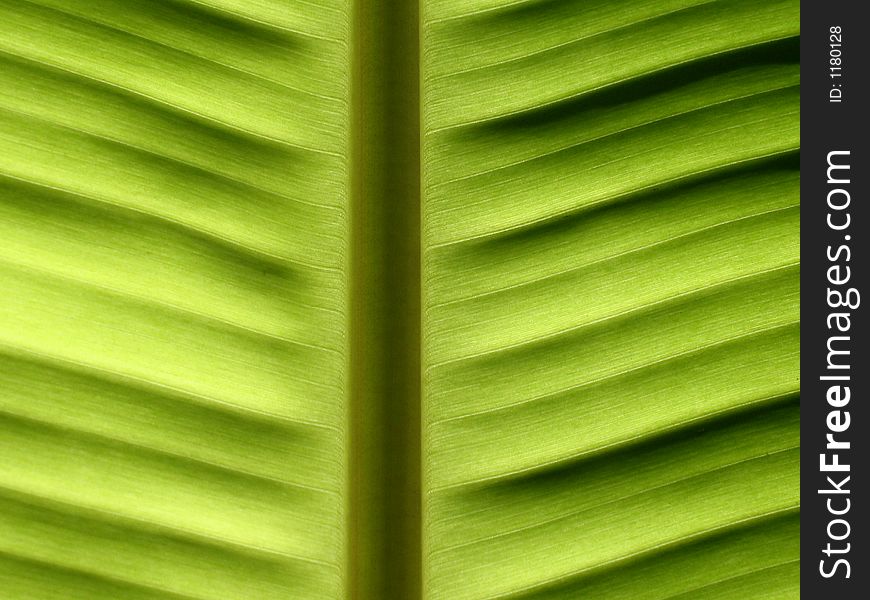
<box><xmin>801</xmin><ymin>1</ymin><xmax>868</xmax><ymax>597</ymax></box>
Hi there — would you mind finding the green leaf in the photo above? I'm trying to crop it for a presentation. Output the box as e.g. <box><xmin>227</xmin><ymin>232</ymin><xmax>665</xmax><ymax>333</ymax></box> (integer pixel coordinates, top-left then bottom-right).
<box><xmin>0</xmin><ymin>1</ymin><xmax>349</xmax><ymax>598</ymax></box>
<box><xmin>421</xmin><ymin>0</ymin><xmax>799</xmax><ymax>598</ymax></box>
<box><xmin>0</xmin><ymin>0</ymin><xmax>799</xmax><ymax>598</ymax></box>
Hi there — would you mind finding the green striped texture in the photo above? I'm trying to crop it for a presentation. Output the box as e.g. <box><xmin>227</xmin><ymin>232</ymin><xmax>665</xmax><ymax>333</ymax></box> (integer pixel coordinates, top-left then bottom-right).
<box><xmin>0</xmin><ymin>1</ymin><xmax>350</xmax><ymax>598</ymax></box>
<box><xmin>421</xmin><ymin>0</ymin><xmax>799</xmax><ymax>598</ymax></box>
<box><xmin>0</xmin><ymin>0</ymin><xmax>799</xmax><ymax>598</ymax></box>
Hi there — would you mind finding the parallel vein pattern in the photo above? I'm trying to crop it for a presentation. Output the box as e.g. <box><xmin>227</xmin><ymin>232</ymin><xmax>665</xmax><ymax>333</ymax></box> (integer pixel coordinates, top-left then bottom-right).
<box><xmin>421</xmin><ymin>0</ymin><xmax>799</xmax><ymax>598</ymax></box>
<box><xmin>0</xmin><ymin>1</ymin><xmax>350</xmax><ymax>598</ymax></box>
